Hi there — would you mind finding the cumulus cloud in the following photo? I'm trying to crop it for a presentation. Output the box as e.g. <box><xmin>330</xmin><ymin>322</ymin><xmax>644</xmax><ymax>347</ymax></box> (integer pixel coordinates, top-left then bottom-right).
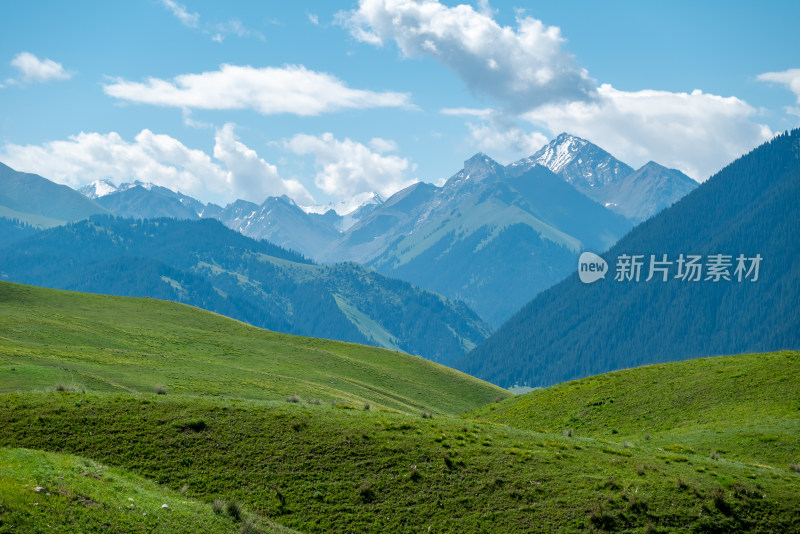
<box><xmin>441</xmin><ymin>107</ymin><xmax>548</xmax><ymax>161</ymax></box>
<box><xmin>10</xmin><ymin>52</ymin><xmax>72</xmax><ymax>83</ymax></box>
<box><xmin>524</xmin><ymin>84</ymin><xmax>773</xmax><ymax>180</ymax></box>
<box><xmin>337</xmin><ymin>0</ymin><xmax>595</xmax><ymax>110</ymax></box>
<box><xmin>285</xmin><ymin>133</ymin><xmax>416</xmax><ymax>198</ymax></box>
<box><xmin>0</xmin><ymin>125</ymin><xmax>311</xmax><ymax>205</ymax></box>
<box><xmin>213</xmin><ymin>123</ymin><xmax>313</xmax><ymax>203</ymax></box>
<box><xmin>103</xmin><ymin>64</ymin><xmax>411</xmax><ymax>116</ymax></box>
<box><xmin>465</xmin><ymin>121</ymin><xmax>548</xmax><ymax>162</ymax></box>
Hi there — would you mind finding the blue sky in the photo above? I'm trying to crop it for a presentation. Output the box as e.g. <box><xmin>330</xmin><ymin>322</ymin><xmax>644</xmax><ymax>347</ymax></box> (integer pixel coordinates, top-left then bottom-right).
<box><xmin>1</xmin><ymin>1</ymin><xmax>799</xmax><ymax>206</ymax></box>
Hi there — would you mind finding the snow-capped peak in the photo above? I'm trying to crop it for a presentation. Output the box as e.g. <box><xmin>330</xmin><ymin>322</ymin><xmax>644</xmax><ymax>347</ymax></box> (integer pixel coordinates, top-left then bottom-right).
<box><xmin>301</xmin><ymin>191</ymin><xmax>384</xmax><ymax>216</ymax></box>
<box><xmin>78</xmin><ymin>179</ymin><xmax>118</xmax><ymax>199</ymax></box>
<box><xmin>534</xmin><ymin>133</ymin><xmax>589</xmax><ymax>174</ymax></box>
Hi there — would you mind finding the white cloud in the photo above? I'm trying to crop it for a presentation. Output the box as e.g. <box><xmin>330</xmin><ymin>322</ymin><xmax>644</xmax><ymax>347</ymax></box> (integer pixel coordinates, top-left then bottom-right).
<box><xmin>160</xmin><ymin>0</ymin><xmax>199</xmax><ymax>27</ymax></box>
<box><xmin>159</xmin><ymin>1</ymin><xmax>265</xmax><ymax>42</ymax></box>
<box><xmin>10</xmin><ymin>52</ymin><xmax>72</xmax><ymax>83</ymax></box>
<box><xmin>465</xmin><ymin>121</ymin><xmax>548</xmax><ymax>162</ymax></box>
<box><xmin>210</xmin><ymin>19</ymin><xmax>264</xmax><ymax>43</ymax></box>
<box><xmin>337</xmin><ymin>0</ymin><xmax>595</xmax><ymax>110</ymax></box>
<box><xmin>0</xmin><ymin>125</ymin><xmax>312</xmax><ymax>205</ymax></box>
<box><xmin>213</xmin><ymin>123</ymin><xmax>313</xmax><ymax>204</ymax></box>
<box><xmin>524</xmin><ymin>84</ymin><xmax>773</xmax><ymax>180</ymax></box>
<box><xmin>285</xmin><ymin>133</ymin><xmax>416</xmax><ymax>198</ymax></box>
<box><xmin>757</xmin><ymin>68</ymin><xmax>800</xmax><ymax>104</ymax></box>
<box><xmin>308</xmin><ymin>13</ymin><xmax>320</xmax><ymax>25</ymax></box>
<box><xmin>103</xmin><ymin>64</ymin><xmax>412</xmax><ymax>116</ymax></box>
<box><xmin>368</xmin><ymin>137</ymin><xmax>398</xmax><ymax>153</ymax></box>
<box><xmin>440</xmin><ymin>107</ymin><xmax>494</xmax><ymax>118</ymax></box>
<box><xmin>757</xmin><ymin>68</ymin><xmax>800</xmax><ymax>116</ymax></box>
<box><xmin>442</xmin><ymin>107</ymin><xmax>548</xmax><ymax>162</ymax></box>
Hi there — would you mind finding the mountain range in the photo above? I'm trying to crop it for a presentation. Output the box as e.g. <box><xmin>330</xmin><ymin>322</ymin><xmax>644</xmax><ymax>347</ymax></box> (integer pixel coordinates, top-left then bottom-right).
<box><xmin>0</xmin><ymin>216</ymin><xmax>490</xmax><ymax>365</ymax></box>
<box><xmin>1</xmin><ymin>132</ymin><xmax>699</xmax><ymax>329</ymax></box>
<box><xmin>458</xmin><ymin>128</ymin><xmax>800</xmax><ymax>388</ymax></box>
<box><xmin>63</xmin><ymin>133</ymin><xmax>696</xmax><ymax>325</ymax></box>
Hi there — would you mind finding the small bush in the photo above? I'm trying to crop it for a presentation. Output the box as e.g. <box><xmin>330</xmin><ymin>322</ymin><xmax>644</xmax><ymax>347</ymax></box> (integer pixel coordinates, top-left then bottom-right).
<box><xmin>676</xmin><ymin>477</ymin><xmax>689</xmax><ymax>490</ymax></box>
<box><xmin>421</xmin><ymin>411</ymin><xmax>433</xmax><ymax>419</ymax></box>
<box><xmin>710</xmin><ymin>450</ymin><xmax>720</xmax><ymax>461</ymax></box>
<box><xmin>443</xmin><ymin>454</ymin><xmax>454</xmax><ymax>470</ymax></box>
<box><xmin>611</xmin><ymin>428</ymin><xmax>619</xmax><ymax>435</ymax></box>
<box><xmin>409</xmin><ymin>466</ymin><xmax>421</xmax><ymax>481</ymax></box>
<box><xmin>54</xmin><ymin>384</ymin><xmax>83</xmax><ymax>393</ymax></box>
<box><xmin>363</xmin><ymin>402</ymin><xmax>371</xmax><ymax>410</ymax></box>
<box><xmin>175</xmin><ymin>419</ymin><xmax>207</xmax><ymax>432</ymax></box>
<box><xmin>308</xmin><ymin>398</ymin><xmax>322</xmax><ymax>405</ymax></box>
<box><xmin>358</xmin><ymin>482</ymin><xmax>375</xmax><ymax>504</ymax></box>
<box><xmin>788</xmin><ymin>463</ymin><xmax>800</xmax><ymax>473</ymax></box>
<box><xmin>286</xmin><ymin>394</ymin><xmax>302</xmax><ymax>403</ymax></box>
<box><xmin>212</xmin><ymin>499</ymin><xmax>225</xmax><ymax>514</ymax></box>
<box><xmin>627</xmin><ymin>494</ymin><xmax>648</xmax><ymax>513</ymax></box>
<box><xmin>563</xmin><ymin>428</ymin><xmax>573</xmax><ymax>438</ymax></box>
<box><xmin>637</xmin><ymin>464</ymin><xmax>647</xmax><ymax>476</ymax></box>
<box><xmin>644</xmin><ymin>433</ymin><xmax>651</xmax><ymax>440</ymax></box>
<box><xmin>589</xmin><ymin>503</ymin><xmax>616</xmax><ymax>529</ymax></box>
<box><xmin>711</xmin><ymin>487</ymin><xmax>731</xmax><ymax>515</ymax></box>
<box><xmin>154</xmin><ymin>385</ymin><xmax>168</xmax><ymax>395</ymax></box>
<box><xmin>492</xmin><ymin>395</ymin><xmax>504</xmax><ymax>403</ymax></box>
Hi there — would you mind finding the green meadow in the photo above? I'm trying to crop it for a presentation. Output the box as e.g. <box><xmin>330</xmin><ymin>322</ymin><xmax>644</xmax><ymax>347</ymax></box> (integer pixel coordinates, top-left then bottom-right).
<box><xmin>1</xmin><ymin>281</ymin><xmax>798</xmax><ymax>532</ymax></box>
<box><xmin>0</xmin><ymin>281</ymin><xmax>507</xmax><ymax>415</ymax></box>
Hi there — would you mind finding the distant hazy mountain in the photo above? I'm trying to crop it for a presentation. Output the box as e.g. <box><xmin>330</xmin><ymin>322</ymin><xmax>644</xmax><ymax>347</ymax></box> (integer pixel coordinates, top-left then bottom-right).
<box><xmin>322</xmin><ymin>153</ymin><xmax>632</xmax><ymax>326</ymax></box>
<box><xmin>92</xmin><ymin>182</ymin><xmax>206</xmax><ymax>221</ymax></box>
<box><xmin>77</xmin><ymin>181</ymin><xmax>384</xmax><ymax>260</ymax></box>
<box><xmin>508</xmin><ymin>133</ymin><xmax>697</xmax><ymax>222</ymax></box>
<box><xmin>214</xmin><ymin>196</ymin><xmax>340</xmax><ymax>260</ymax></box>
<box><xmin>458</xmin><ymin>129</ymin><xmax>800</xmax><ymax>388</ymax></box>
<box><xmin>0</xmin><ymin>162</ymin><xmax>108</xmax><ymax>226</ymax></box>
<box><xmin>0</xmin><ymin>216</ymin><xmax>490</xmax><ymax>364</ymax></box>
<box><xmin>302</xmin><ymin>191</ymin><xmax>384</xmax><ymax>231</ymax></box>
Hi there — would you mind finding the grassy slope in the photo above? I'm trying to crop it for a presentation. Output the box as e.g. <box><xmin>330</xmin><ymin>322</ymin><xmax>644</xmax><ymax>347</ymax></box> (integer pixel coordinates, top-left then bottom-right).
<box><xmin>470</xmin><ymin>351</ymin><xmax>800</xmax><ymax>468</ymax></box>
<box><xmin>0</xmin><ymin>281</ymin><xmax>508</xmax><ymax>415</ymax></box>
<box><xmin>1</xmin><ymin>283</ymin><xmax>799</xmax><ymax>532</ymax></box>
<box><xmin>0</xmin><ymin>446</ymin><xmax>298</xmax><ymax>534</ymax></box>
<box><xmin>2</xmin><ymin>393</ymin><xmax>799</xmax><ymax>533</ymax></box>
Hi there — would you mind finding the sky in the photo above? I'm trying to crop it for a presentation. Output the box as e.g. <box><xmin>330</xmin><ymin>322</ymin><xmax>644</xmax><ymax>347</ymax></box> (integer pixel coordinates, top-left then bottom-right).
<box><xmin>1</xmin><ymin>0</ymin><xmax>799</xmax><ymax>207</ymax></box>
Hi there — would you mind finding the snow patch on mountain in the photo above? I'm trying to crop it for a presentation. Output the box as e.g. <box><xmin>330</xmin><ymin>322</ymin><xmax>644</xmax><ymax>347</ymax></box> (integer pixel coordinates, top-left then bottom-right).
<box><xmin>301</xmin><ymin>191</ymin><xmax>384</xmax><ymax>216</ymax></box>
<box><xmin>79</xmin><ymin>179</ymin><xmax>118</xmax><ymax>199</ymax></box>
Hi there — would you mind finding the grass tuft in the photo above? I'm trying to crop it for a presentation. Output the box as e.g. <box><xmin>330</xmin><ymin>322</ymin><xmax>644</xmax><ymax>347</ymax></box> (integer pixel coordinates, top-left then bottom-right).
<box><xmin>226</xmin><ymin>499</ymin><xmax>243</xmax><ymax>521</ymax></box>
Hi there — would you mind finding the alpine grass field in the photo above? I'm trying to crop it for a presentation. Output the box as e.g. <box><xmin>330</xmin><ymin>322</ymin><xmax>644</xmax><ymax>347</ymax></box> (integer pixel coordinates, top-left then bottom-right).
<box><xmin>1</xmin><ymin>282</ymin><xmax>799</xmax><ymax>532</ymax></box>
<box><xmin>0</xmin><ymin>281</ymin><xmax>505</xmax><ymax>415</ymax></box>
